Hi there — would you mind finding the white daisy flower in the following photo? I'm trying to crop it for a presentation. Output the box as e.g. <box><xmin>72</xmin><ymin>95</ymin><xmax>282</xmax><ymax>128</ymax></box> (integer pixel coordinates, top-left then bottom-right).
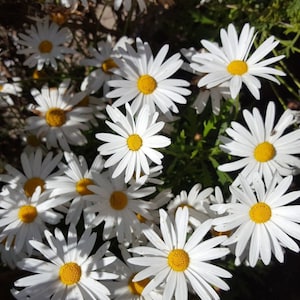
<box><xmin>128</xmin><ymin>207</ymin><xmax>232</xmax><ymax>300</ymax></box>
<box><xmin>107</xmin><ymin>246</ymin><xmax>163</xmax><ymax>299</ymax></box>
<box><xmin>212</xmin><ymin>174</ymin><xmax>300</xmax><ymax>267</ymax></box>
<box><xmin>0</xmin><ymin>186</ymin><xmax>63</xmax><ymax>254</ymax></box>
<box><xmin>84</xmin><ymin>169</ymin><xmax>156</xmax><ymax>245</ymax></box>
<box><xmin>218</xmin><ymin>101</ymin><xmax>300</xmax><ymax>185</ymax></box>
<box><xmin>25</xmin><ymin>79</ymin><xmax>93</xmax><ymax>151</ymax></box>
<box><xmin>46</xmin><ymin>151</ymin><xmax>104</xmax><ymax>227</ymax></box>
<box><xmin>96</xmin><ymin>103</ymin><xmax>171</xmax><ymax>183</ymax></box>
<box><xmin>17</xmin><ymin>17</ymin><xmax>74</xmax><ymax>70</ymax></box>
<box><xmin>167</xmin><ymin>183</ymin><xmax>214</xmax><ymax>228</ymax></box>
<box><xmin>80</xmin><ymin>38</ymin><xmax>122</xmax><ymax>95</ymax></box>
<box><xmin>0</xmin><ymin>148</ymin><xmax>63</xmax><ymax>197</ymax></box>
<box><xmin>191</xmin><ymin>23</ymin><xmax>286</xmax><ymax>99</ymax></box>
<box><xmin>106</xmin><ymin>37</ymin><xmax>191</xmax><ymax>118</ymax></box>
<box><xmin>181</xmin><ymin>47</ymin><xmax>231</xmax><ymax>115</ymax></box>
<box><xmin>14</xmin><ymin>224</ymin><xmax>117</xmax><ymax>300</ymax></box>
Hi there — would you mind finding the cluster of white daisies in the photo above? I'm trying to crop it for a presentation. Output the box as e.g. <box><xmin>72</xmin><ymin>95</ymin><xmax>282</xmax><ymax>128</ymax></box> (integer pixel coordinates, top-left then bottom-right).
<box><xmin>1</xmin><ymin>2</ymin><xmax>300</xmax><ymax>300</ymax></box>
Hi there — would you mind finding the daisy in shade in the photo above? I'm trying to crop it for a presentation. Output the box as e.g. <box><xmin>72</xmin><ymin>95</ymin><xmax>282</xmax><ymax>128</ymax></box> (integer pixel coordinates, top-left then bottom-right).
<box><xmin>13</xmin><ymin>224</ymin><xmax>117</xmax><ymax>300</ymax></box>
<box><xmin>84</xmin><ymin>169</ymin><xmax>156</xmax><ymax>245</ymax></box>
<box><xmin>211</xmin><ymin>174</ymin><xmax>300</xmax><ymax>267</ymax></box>
<box><xmin>106</xmin><ymin>37</ymin><xmax>191</xmax><ymax>119</ymax></box>
<box><xmin>96</xmin><ymin>103</ymin><xmax>171</xmax><ymax>183</ymax></box>
<box><xmin>181</xmin><ymin>47</ymin><xmax>231</xmax><ymax>115</ymax></box>
<box><xmin>191</xmin><ymin>23</ymin><xmax>285</xmax><ymax>100</ymax></box>
<box><xmin>167</xmin><ymin>183</ymin><xmax>214</xmax><ymax>229</ymax></box>
<box><xmin>0</xmin><ymin>186</ymin><xmax>63</xmax><ymax>254</ymax></box>
<box><xmin>107</xmin><ymin>245</ymin><xmax>163</xmax><ymax>300</ymax></box>
<box><xmin>0</xmin><ymin>148</ymin><xmax>63</xmax><ymax>197</ymax></box>
<box><xmin>46</xmin><ymin>151</ymin><xmax>104</xmax><ymax>228</ymax></box>
<box><xmin>128</xmin><ymin>207</ymin><xmax>232</xmax><ymax>300</ymax></box>
<box><xmin>75</xmin><ymin>89</ymin><xmax>108</xmax><ymax>127</ymax></box>
<box><xmin>17</xmin><ymin>17</ymin><xmax>74</xmax><ymax>70</ymax></box>
<box><xmin>80</xmin><ymin>36</ymin><xmax>132</xmax><ymax>95</ymax></box>
<box><xmin>25</xmin><ymin>79</ymin><xmax>93</xmax><ymax>151</ymax></box>
<box><xmin>218</xmin><ymin>101</ymin><xmax>300</xmax><ymax>186</ymax></box>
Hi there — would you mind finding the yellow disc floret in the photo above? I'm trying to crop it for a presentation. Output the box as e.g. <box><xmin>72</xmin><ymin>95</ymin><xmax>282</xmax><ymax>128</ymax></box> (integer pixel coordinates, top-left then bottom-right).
<box><xmin>76</xmin><ymin>178</ymin><xmax>94</xmax><ymax>195</ymax></box>
<box><xmin>23</xmin><ymin>177</ymin><xmax>45</xmax><ymax>197</ymax></box>
<box><xmin>128</xmin><ymin>273</ymin><xmax>150</xmax><ymax>295</ymax></box>
<box><xmin>137</xmin><ymin>74</ymin><xmax>157</xmax><ymax>94</ymax></box>
<box><xmin>249</xmin><ymin>202</ymin><xmax>272</xmax><ymax>223</ymax></box>
<box><xmin>254</xmin><ymin>141</ymin><xmax>276</xmax><ymax>162</ymax></box>
<box><xmin>26</xmin><ymin>134</ymin><xmax>41</xmax><ymax>147</ymax></box>
<box><xmin>127</xmin><ymin>134</ymin><xmax>143</xmax><ymax>151</ymax></box>
<box><xmin>45</xmin><ymin>108</ymin><xmax>66</xmax><ymax>127</ymax></box>
<box><xmin>39</xmin><ymin>40</ymin><xmax>53</xmax><ymax>53</ymax></box>
<box><xmin>227</xmin><ymin>60</ymin><xmax>248</xmax><ymax>75</ymax></box>
<box><xmin>101</xmin><ymin>58</ymin><xmax>118</xmax><ymax>74</ymax></box>
<box><xmin>18</xmin><ymin>205</ymin><xmax>38</xmax><ymax>223</ymax></box>
<box><xmin>59</xmin><ymin>262</ymin><xmax>82</xmax><ymax>285</ymax></box>
<box><xmin>110</xmin><ymin>191</ymin><xmax>128</xmax><ymax>210</ymax></box>
<box><xmin>168</xmin><ymin>249</ymin><xmax>190</xmax><ymax>272</ymax></box>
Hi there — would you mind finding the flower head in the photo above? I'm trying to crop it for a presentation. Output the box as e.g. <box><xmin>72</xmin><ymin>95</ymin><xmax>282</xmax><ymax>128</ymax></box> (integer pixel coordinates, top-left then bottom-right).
<box><xmin>218</xmin><ymin>101</ymin><xmax>300</xmax><ymax>186</ymax></box>
<box><xmin>46</xmin><ymin>152</ymin><xmax>104</xmax><ymax>227</ymax></box>
<box><xmin>96</xmin><ymin>103</ymin><xmax>171</xmax><ymax>182</ymax></box>
<box><xmin>212</xmin><ymin>174</ymin><xmax>300</xmax><ymax>267</ymax></box>
<box><xmin>191</xmin><ymin>23</ymin><xmax>285</xmax><ymax>99</ymax></box>
<box><xmin>80</xmin><ymin>37</ymin><xmax>124</xmax><ymax>95</ymax></box>
<box><xmin>84</xmin><ymin>170</ymin><xmax>156</xmax><ymax>245</ymax></box>
<box><xmin>128</xmin><ymin>207</ymin><xmax>232</xmax><ymax>300</ymax></box>
<box><xmin>0</xmin><ymin>186</ymin><xmax>63</xmax><ymax>254</ymax></box>
<box><xmin>167</xmin><ymin>183</ymin><xmax>214</xmax><ymax>228</ymax></box>
<box><xmin>106</xmin><ymin>38</ymin><xmax>191</xmax><ymax>119</ymax></box>
<box><xmin>14</xmin><ymin>224</ymin><xmax>117</xmax><ymax>300</ymax></box>
<box><xmin>0</xmin><ymin>148</ymin><xmax>62</xmax><ymax>197</ymax></box>
<box><xmin>17</xmin><ymin>17</ymin><xmax>74</xmax><ymax>70</ymax></box>
<box><xmin>26</xmin><ymin>79</ymin><xmax>93</xmax><ymax>151</ymax></box>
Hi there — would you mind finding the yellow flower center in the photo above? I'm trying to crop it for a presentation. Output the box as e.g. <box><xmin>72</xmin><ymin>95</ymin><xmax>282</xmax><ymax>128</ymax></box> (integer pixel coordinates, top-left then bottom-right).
<box><xmin>45</xmin><ymin>108</ymin><xmax>66</xmax><ymax>127</ymax></box>
<box><xmin>128</xmin><ymin>273</ymin><xmax>150</xmax><ymax>295</ymax></box>
<box><xmin>38</xmin><ymin>40</ymin><xmax>53</xmax><ymax>53</ymax></box>
<box><xmin>211</xmin><ymin>228</ymin><xmax>232</xmax><ymax>237</ymax></box>
<box><xmin>110</xmin><ymin>191</ymin><xmax>128</xmax><ymax>210</ymax></box>
<box><xmin>32</xmin><ymin>69</ymin><xmax>46</xmax><ymax>80</ymax></box>
<box><xmin>137</xmin><ymin>74</ymin><xmax>157</xmax><ymax>94</ymax></box>
<box><xmin>168</xmin><ymin>249</ymin><xmax>190</xmax><ymax>272</ymax></box>
<box><xmin>77</xmin><ymin>96</ymin><xmax>89</xmax><ymax>107</ymax></box>
<box><xmin>227</xmin><ymin>60</ymin><xmax>248</xmax><ymax>75</ymax></box>
<box><xmin>23</xmin><ymin>177</ymin><xmax>45</xmax><ymax>197</ymax></box>
<box><xmin>18</xmin><ymin>205</ymin><xmax>38</xmax><ymax>223</ymax></box>
<box><xmin>26</xmin><ymin>134</ymin><xmax>41</xmax><ymax>147</ymax></box>
<box><xmin>254</xmin><ymin>141</ymin><xmax>276</xmax><ymax>162</ymax></box>
<box><xmin>76</xmin><ymin>178</ymin><xmax>94</xmax><ymax>195</ymax></box>
<box><xmin>0</xmin><ymin>85</ymin><xmax>3</xmax><ymax>91</ymax></box>
<box><xmin>249</xmin><ymin>202</ymin><xmax>272</xmax><ymax>223</ymax></box>
<box><xmin>101</xmin><ymin>58</ymin><xmax>118</xmax><ymax>74</ymax></box>
<box><xmin>127</xmin><ymin>134</ymin><xmax>143</xmax><ymax>151</ymax></box>
<box><xmin>59</xmin><ymin>262</ymin><xmax>82</xmax><ymax>285</ymax></box>
<box><xmin>50</xmin><ymin>12</ymin><xmax>68</xmax><ymax>26</ymax></box>
<box><xmin>136</xmin><ymin>213</ymin><xmax>146</xmax><ymax>223</ymax></box>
